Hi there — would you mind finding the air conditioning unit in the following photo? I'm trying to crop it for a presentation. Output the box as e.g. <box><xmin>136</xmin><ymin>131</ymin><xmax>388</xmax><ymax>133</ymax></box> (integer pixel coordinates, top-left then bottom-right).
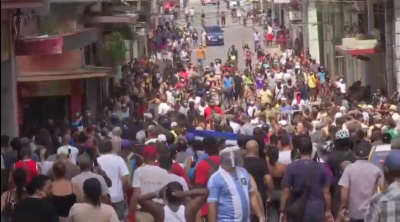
<box><xmin>289</xmin><ymin>11</ymin><xmax>301</xmax><ymax>21</ymax></box>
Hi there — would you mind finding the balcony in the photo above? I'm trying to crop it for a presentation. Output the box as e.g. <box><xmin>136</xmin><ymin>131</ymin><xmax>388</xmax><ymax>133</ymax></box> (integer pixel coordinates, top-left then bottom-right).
<box><xmin>335</xmin><ymin>36</ymin><xmax>382</xmax><ymax>56</ymax></box>
<box><xmin>1</xmin><ymin>0</ymin><xmax>45</xmax><ymax>9</ymax></box>
<box><xmin>15</xmin><ymin>28</ymin><xmax>98</xmax><ymax>56</ymax></box>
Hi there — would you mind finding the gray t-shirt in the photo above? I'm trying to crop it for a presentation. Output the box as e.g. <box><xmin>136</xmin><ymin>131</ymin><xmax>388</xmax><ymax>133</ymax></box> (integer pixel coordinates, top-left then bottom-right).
<box><xmin>71</xmin><ymin>171</ymin><xmax>109</xmax><ymax>196</ymax></box>
<box><xmin>240</xmin><ymin>123</ymin><xmax>257</xmax><ymax>136</ymax></box>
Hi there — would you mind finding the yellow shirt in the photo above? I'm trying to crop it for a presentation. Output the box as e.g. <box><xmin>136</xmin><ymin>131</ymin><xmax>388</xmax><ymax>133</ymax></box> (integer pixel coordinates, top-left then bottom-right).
<box><xmin>307</xmin><ymin>74</ymin><xmax>317</xmax><ymax>88</ymax></box>
<box><xmin>259</xmin><ymin>89</ymin><xmax>273</xmax><ymax>104</ymax></box>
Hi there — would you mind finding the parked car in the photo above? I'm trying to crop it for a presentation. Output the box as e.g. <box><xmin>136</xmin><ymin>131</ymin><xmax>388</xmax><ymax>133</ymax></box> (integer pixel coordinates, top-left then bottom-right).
<box><xmin>205</xmin><ymin>26</ymin><xmax>224</xmax><ymax>46</ymax></box>
<box><xmin>201</xmin><ymin>0</ymin><xmax>217</xmax><ymax>6</ymax></box>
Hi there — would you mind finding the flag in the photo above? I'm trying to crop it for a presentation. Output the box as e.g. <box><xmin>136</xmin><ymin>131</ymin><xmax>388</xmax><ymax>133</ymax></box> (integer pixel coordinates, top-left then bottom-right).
<box><xmin>187</xmin><ymin>130</ymin><xmax>254</xmax><ymax>146</ymax></box>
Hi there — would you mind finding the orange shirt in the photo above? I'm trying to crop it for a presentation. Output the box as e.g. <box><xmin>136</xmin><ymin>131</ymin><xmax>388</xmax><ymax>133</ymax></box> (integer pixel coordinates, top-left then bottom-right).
<box><xmin>196</xmin><ymin>48</ymin><xmax>205</xmax><ymax>59</ymax></box>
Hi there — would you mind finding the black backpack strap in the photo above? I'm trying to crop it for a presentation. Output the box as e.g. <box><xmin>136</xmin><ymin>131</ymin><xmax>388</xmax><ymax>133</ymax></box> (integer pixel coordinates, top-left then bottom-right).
<box><xmin>205</xmin><ymin>158</ymin><xmax>218</xmax><ymax>171</ymax></box>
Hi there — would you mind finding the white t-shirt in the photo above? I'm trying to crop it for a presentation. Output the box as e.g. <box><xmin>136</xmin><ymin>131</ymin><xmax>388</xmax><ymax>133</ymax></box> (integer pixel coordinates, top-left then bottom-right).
<box><xmin>199</xmin><ymin>105</ymin><xmax>207</xmax><ymax>116</ymax></box>
<box><xmin>392</xmin><ymin>112</ymin><xmax>400</xmax><ymax>121</ymax></box>
<box><xmin>189</xmin><ymin>97</ymin><xmax>201</xmax><ymax>107</ymax></box>
<box><xmin>132</xmin><ymin>165</ymin><xmax>170</xmax><ymax>204</ymax></box>
<box><xmin>97</xmin><ymin>154</ymin><xmax>129</xmax><ymax>203</ymax></box>
<box><xmin>253</xmin><ymin>33</ymin><xmax>260</xmax><ymax>41</ymax></box>
<box><xmin>166</xmin><ymin>91</ymin><xmax>175</xmax><ymax>105</ymax></box>
<box><xmin>158</xmin><ymin>102</ymin><xmax>172</xmax><ymax>116</ymax></box>
<box><xmin>338</xmin><ymin>82</ymin><xmax>346</xmax><ymax>93</ymax></box>
<box><xmin>278</xmin><ymin>150</ymin><xmax>292</xmax><ymax>164</ymax></box>
<box><xmin>189</xmin><ymin>9</ymin><xmax>194</xmax><ymax>16</ymax></box>
<box><xmin>275</xmin><ymin>72</ymin><xmax>284</xmax><ymax>80</ymax></box>
<box><xmin>283</xmin><ymin>72</ymin><xmax>292</xmax><ymax>81</ymax></box>
<box><xmin>168</xmin><ymin>173</ymin><xmax>189</xmax><ymax>191</ymax></box>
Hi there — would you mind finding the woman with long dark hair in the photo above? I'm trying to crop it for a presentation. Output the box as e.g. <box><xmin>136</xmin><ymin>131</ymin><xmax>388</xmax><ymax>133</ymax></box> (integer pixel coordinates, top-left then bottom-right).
<box><xmin>12</xmin><ymin>175</ymin><xmax>58</xmax><ymax>222</ymax></box>
<box><xmin>68</xmin><ymin>178</ymin><xmax>118</xmax><ymax>221</ymax></box>
<box><xmin>1</xmin><ymin>168</ymin><xmax>27</xmax><ymax>221</ymax></box>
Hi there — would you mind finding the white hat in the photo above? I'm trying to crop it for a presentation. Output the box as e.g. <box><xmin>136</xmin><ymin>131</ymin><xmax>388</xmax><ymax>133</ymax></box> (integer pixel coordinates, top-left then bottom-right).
<box><xmin>334</xmin><ymin>112</ymin><xmax>343</xmax><ymax>120</ymax></box>
<box><xmin>157</xmin><ymin>134</ymin><xmax>167</xmax><ymax>143</ymax></box>
<box><xmin>339</xmin><ymin>106</ymin><xmax>347</xmax><ymax>111</ymax></box>
<box><xmin>143</xmin><ymin>113</ymin><xmax>153</xmax><ymax>119</ymax></box>
<box><xmin>281</xmin><ymin>97</ymin><xmax>287</xmax><ymax>101</ymax></box>
<box><xmin>171</xmin><ymin>122</ymin><xmax>178</xmax><ymax>128</ymax></box>
<box><xmin>278</xmin><ymin>120</ymin><xmax>288</xmax><ymax>126</ymax></box>
<box><xmin>57</xmin><ymin>146</ymin><xmax>70</xmax><ymax>157</ymax></box>
<box><xmin>389</xmin><ymin>105</ymin><xmax>397</xmax><ymax>111</ymax></box>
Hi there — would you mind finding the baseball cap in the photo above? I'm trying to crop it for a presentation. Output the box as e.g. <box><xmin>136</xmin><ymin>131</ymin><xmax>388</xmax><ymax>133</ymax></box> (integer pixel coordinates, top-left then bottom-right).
<box><xmin>121</xmin><ymin>140</ymin><xmax>132</xmax><ymax>150</ymax></box>
<box><xmin>354</xmin><ymin>141</ymin><xmax>372</xmax><ymax>158</ymax></box>
<box><xmin>158</xmin><ymin>134</ymin><xmax>167</xmax><ymax>143</ymax></box>
<box><xmin>384</xmin><ymin>150</ymin><xmax>400</xmax><ymax>171</ymax></box>
<box><xmin>142</xmin><ymin>145</ymin><xmax>157</xmax><ymax>157</ymax></box>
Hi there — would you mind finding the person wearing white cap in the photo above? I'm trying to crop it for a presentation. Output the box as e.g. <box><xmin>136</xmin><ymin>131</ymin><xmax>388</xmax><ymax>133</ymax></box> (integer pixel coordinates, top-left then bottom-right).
<box><xmin>157</xmin><ymin>134</ymin><xmax>167</xmax><ymax>143</ymax></box>
<box><xmin>388</xmin><ymin>104</ymin><xmax>400</xmax><ymax>122</ymax></box>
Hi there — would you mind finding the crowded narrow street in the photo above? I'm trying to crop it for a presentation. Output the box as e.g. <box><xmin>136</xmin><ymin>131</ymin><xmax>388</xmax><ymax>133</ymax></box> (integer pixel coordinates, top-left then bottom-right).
<box><xmin>1</xmin><ymin>0</ymin><xmax>400</xmax><ymax>222</ymax></box>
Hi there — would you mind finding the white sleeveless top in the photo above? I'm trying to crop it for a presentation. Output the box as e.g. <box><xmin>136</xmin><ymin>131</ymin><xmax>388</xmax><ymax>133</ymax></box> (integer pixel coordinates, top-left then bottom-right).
<box><xmin>164</xmin><ymin>205</ymin><xmax>186</xmax><ymax>222</ymax></box>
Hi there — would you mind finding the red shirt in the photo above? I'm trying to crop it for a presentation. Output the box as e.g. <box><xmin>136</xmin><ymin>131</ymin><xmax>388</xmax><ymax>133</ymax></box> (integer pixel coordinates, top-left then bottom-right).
<box><xmin>204</xmin><ymin>106</ymin><xmax>223</xmax><ymax>119</ymax></box>
<box><xmin>179</xmin><ymin>72</ymin><xmax>189</xmax><ymax>84</ymax></box>
<box><xmin>14</xmin><ymin>159</ymin><xmax>38</xmax><ymax>183</ymax></box>
<box><xmin>155</xmin><ymin>161</ymin><xmax>190</xmax><ymax>184</ymax></box>
<box><xmin>194</xmin><ymin>156</ymin><xmax>221</xmax><ymax>216</ymax></box>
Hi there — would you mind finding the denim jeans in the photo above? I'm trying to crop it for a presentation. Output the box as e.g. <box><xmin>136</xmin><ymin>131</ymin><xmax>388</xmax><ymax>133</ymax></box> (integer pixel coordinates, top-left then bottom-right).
<box><xmin>112</xmin><ymin>201</ymin><xmax>126</xmax><ymax>220</ymax></box>
<box><xmin>197</xmin><ymin>58</ymin><xmax>204</xmax><ymax>67</ymax></box>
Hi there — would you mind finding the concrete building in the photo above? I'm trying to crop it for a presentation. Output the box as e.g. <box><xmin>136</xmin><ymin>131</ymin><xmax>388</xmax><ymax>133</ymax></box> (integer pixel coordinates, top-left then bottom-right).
<box><xmin>1</xmin><ymin>0</ymin><xmax>149</xmax><ymax>137</ymax></box>
<box><xmin>317</xmin><ymin>0</ymin><xmax>399</xmax><ymax>96</ymax></box>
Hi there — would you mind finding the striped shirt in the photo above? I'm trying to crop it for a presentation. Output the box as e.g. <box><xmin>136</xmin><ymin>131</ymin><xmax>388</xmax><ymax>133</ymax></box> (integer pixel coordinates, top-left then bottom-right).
<box><xmin>207</xmin><ymin>167</ymin><xmax>252</xmax><ymax>222</ymax></box>
<box><xmin>364</xmin><ymin>182</ymin><xmax>400</xmax><ymax>222</ymax></box>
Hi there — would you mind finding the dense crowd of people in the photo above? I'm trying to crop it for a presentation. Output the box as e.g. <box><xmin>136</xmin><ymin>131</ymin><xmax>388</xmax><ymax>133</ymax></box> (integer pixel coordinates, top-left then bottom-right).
<box><xmin>1</xmin><ymin>5</ymin><xmax>400</xmax><ymax>222</ymax></box>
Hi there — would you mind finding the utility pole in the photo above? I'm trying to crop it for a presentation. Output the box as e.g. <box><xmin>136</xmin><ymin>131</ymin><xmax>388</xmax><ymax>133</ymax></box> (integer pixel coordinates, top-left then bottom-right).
<box><xmin>301</xmin><ymin>0</ymin><xmax>308</xmax><ymax>56</ymax></box>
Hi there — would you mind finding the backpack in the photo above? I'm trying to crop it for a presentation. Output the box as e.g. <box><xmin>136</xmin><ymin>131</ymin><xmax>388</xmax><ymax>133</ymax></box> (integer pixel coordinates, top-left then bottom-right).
<box><xmin>285</xmin><ymin>162</ymin><xmax>319</xmax><ymax>219</ymax></box>
<box><xmin>126</xmin><ymin>153</ymin><xmax>143</xmax><ymax>181</ymax></box>
<box><xmin>205</xmin><ymin>158</ymin><xmax>222</xmax><ymax>177</ymax></box>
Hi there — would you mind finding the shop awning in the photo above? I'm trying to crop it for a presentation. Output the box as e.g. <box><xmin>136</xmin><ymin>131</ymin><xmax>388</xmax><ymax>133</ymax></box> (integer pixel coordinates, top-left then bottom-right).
<box><xmin>18</xmin><ymin>66</ymin><xmax>113</xmax><ymax>82</ymax></box>
<box><xmin>90</xmin><ymin>14</ymin><xmax>139</xmax><ymax>24</ymax></box>
<box><xmin>1</xmin><ymin>0</ymin><xmax>44</xmax><ymax>9</ymax></box>
<box><xmin>335</xmin><ymin>45</ymin><xmax>381</xmax><ymax>56</ymax></box>
<box><xmin>15</xmin><ymin>28</ymin><xmax>98</xmax><ymax>56</ymax></box>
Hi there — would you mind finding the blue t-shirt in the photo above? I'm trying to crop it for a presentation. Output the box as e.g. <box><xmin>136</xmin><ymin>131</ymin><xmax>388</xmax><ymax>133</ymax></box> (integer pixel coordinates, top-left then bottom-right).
<box><xmin>223</xmin><ymin>77</ymin><xmax>233</xmax><ymax>88</ymax></box>
<box><xmin>282</xmin><ymin>159</ymin><xmax>330</xmax><ymax>220</ymax></box>
<box><xmin>318</xmin><ymin>72</ymin><xmax>325</xmax><ymax>84</ymax></box>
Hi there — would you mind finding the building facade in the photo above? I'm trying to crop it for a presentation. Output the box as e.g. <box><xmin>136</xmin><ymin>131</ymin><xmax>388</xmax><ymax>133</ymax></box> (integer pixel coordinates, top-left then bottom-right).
<box><xmin>1</xmin><ymin>0</ymin><xmax>149</xmax><ymax>137</ymax></box>
<box><xmin>318</xmin><ymin>0</ymin><xmax>398</xmax><ymax>95</ymax></box>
